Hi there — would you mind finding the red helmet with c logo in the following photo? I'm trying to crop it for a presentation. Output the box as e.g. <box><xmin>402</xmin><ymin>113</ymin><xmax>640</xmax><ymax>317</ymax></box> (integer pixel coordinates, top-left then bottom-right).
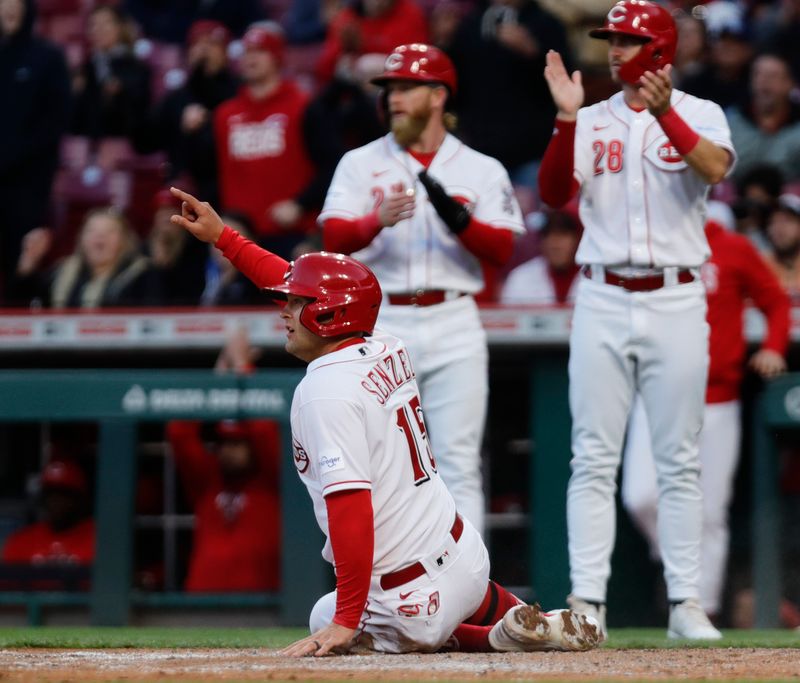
<box><xmin>589</xmin><ymin>0</ymin><xmax>677</xmax><ymax>85</ymax></box>
<box><xmin>263</xmin><ymin>252</ymin><xmax>382</xmax><ymax>338</ymax></box>
<box><xmin>370</xmin><ymin>43</ymin><xmax>457</xmax><ymax>94</ymax></box>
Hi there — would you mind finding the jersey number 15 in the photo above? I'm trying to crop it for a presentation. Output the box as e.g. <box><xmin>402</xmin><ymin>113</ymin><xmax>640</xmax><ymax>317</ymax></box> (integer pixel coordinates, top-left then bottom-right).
<box><xmin>396</xmin><ymin>395</ymin><xmax>437</xmax><ymax>486</ymax></box>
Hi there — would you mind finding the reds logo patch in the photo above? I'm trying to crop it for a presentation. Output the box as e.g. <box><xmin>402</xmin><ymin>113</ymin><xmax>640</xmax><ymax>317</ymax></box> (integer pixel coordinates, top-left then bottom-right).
<box><xmin>398</xmin><ymin>603</ymin><xmax>422</xmax><ymax>617</ymax></box>
<box><xmin>292</xmin><ymin>438</ymin><xmax>310</xmax><ymax>474</ymax></box>
<box><xmin>657</xmin><ymin>141</ymin><xmax>683</xmax><ymax>163</ymax></box>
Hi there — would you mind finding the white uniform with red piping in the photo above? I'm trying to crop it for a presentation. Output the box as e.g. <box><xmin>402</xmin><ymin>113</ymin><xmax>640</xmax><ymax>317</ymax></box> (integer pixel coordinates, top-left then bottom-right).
<box><xmin>566</xmin><ymin>89</ymin><xmax>735</xmax><ymax>604</ymax></box>
<box><xmin>320</xmin><ymin>132</ymin><xmax>524</xmax><ymax>534</ymax></box>
<box><xmin>291</xmin><ymin>331</ymin><xmax>490</xmax><ymax>652</ymax></box>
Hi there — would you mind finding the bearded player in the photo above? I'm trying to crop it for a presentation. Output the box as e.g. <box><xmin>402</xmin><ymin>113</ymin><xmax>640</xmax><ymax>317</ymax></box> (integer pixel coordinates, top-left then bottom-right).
<box><xmin>320</xmin><ymin>43</ymin><xmax>525</xmax><ymax>535</ymax></box>
<box><xmin>168</xmin><ymin>186</ymin><xmax>602</xmax><ymax>656</ymax></box>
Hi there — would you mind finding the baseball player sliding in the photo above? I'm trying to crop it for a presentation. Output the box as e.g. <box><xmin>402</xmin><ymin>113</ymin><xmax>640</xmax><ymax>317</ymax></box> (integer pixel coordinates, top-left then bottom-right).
<box><xmin>320</xmin><ymin>43</ymin><xmax>525</xmax><ymax>535</ymax></box>
<box><xmin>538</xmin><ymin>0</ymin><xmax>735</xmax><ymax>639</ymax></box>
<box><xmin>168</xmin><ymin>186</ymin><xmax>603</xmax><ymax>656</ymax></box>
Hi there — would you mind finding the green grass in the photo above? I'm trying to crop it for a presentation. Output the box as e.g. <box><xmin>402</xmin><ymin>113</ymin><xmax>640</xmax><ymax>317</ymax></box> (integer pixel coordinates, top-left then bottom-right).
<box><xmin>0</xmin><ymin>626</ymin><xmax>796</xmax><ymax>649</ymax></box>
<box><xmin>605</xmin><ymin>628</ymin><xmax>800</xmax><ymax>648</ymax></box>
<box><xmin>0</xmin><ymin>626</ymin><xmax>306</xmax><ymax>648</ymax></box>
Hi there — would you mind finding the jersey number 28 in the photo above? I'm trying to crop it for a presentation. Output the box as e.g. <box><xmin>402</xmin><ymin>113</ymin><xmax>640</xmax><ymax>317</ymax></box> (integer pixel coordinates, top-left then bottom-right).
<box><xmin>593</xmin><ymin>139</ymin><xmax>624</xmax><ymax>175</ymax></box>
<box><xmin>396</xmin><ymin>395</ymin><xmax>437</xmax><ymax>486</ymax></box>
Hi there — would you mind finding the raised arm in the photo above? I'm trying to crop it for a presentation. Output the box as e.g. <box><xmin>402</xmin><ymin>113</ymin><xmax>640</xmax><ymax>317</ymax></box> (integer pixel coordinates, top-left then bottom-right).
<box><xmin>639</xmin><ymin>65</ymin><xmax>731</xmax><ymax>185</ymax></box>
<box><xmin>170</xmin><ymin>187</ymin><xmax>288</xmax><ymax>288</ymax></box>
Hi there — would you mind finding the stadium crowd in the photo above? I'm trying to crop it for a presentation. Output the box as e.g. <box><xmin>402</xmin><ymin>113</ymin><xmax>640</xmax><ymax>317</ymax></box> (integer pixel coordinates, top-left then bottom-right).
<box><xmin>2</xmin><ymin>0</ymin><xmax>800</xmax><ymax>630</ymax></box>
<box><xmin>4</xmin><ymin>0</ymin><xmax>800</xmax><ymax>309</ymax></box>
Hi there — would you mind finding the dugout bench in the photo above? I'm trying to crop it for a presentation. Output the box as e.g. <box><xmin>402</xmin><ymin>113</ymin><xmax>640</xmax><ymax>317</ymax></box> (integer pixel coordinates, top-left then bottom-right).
<box><xmin>0</xmin><ymin>369</ymin><xmax>325</xmax><ymax>626</ymax></box>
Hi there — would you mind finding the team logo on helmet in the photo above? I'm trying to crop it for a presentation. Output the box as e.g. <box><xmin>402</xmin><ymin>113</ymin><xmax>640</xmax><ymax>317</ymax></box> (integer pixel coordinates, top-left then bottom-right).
<box><xmin>385</xmin><ymin>52</ymin><xmax>404</xmax><ymax>71</ymax></box>
<box><xmin>608</xmin><ymin>5</ymin><xmax>627</xmax><ymax>23</ymax></box>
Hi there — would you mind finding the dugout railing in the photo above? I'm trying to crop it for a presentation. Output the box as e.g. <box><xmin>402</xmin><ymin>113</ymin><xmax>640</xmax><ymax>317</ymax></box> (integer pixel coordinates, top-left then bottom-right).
<box><xmin>0</xmin><ymin>369</ymin><xmax>326</xmax><ymax>626</ymax></box>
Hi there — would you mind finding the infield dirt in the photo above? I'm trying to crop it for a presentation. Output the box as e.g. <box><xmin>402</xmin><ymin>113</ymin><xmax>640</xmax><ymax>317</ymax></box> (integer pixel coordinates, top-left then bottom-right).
<box><xmin>0</xmin><ymin>647</ymin><xmax>798</xmax><ymax>681</ymax></box>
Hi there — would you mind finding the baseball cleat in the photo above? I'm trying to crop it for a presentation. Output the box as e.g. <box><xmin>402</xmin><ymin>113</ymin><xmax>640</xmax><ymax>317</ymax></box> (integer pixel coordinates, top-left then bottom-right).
<box><xmin>488</xmin><ymin>603</ymin><xmax>605</xmax><ymax>652</ymax></box>
<box><xmin>667</xmin><ymin>599</ymin><xmax>722</xmax><ymax>640</ymax></box>
<box><xmin>566</xmin><ymin>594</ymin><xmax>608</xmax><ymax>639</ymax></box>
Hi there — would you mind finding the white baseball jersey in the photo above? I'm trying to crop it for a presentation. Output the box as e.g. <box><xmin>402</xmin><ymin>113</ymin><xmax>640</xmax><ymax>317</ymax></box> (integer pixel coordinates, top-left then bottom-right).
<box><xmin>573</xmin><ymin>89</ymin><xmax>735</xmax><ymax>267</ymax></box>
<box><xmin>319</xmin><ymin>132</ymin><xmax>525</xmax><ymax>293</ymax></box>
<box><xmin>290</xmin><ymin>331</ymin><xmax>456</xmax><ymax>575</ymax></box>
<box><xmin>500</xmin><ymin>256</ymin><xmax>579</xmax><ymax>305</ymax></box>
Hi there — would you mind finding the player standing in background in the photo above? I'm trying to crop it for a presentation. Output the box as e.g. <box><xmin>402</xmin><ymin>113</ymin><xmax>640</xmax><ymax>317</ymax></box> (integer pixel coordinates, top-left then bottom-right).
<box><xmin>320</xmin><ymin>44</ymin><xmax>525</xmax><ymax>534</ymax></box>
<box><xmin>622</xmin><ymin>204</ymin><xmax>790</xmax><ymax>622</ymax></box>
<box><xmin>168</xmin><ymin>186</ymin><xmax>603</xmax><ymax>656</ymax></box>
<box><xmin>538</xmin><ymin>0</ymin><xmax>735</xmax><ymax>638</ymax></box>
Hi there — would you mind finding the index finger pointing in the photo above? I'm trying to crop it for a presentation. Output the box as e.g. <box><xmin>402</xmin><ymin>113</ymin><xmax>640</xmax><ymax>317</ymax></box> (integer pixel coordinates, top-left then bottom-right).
<box><xmin>170</xmin><ymin>186</ymin><xmax>201</xmax><ymax>208</ymax></box>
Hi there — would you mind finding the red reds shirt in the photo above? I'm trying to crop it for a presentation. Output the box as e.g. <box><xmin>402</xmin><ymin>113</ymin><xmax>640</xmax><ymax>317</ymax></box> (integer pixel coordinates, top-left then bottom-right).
<box><xmin>166</xmin><ymin>420</ymin><xmax>281</xmax><ymax>592</ymax></box>
<box><xmin>2</xmin><ymin>518</ymin><xmax>95</xmax><ymax>565</ymax></box>
<box><xmin>701</xmin><ymin>221</ymin><xmax>790</xmax><ymax>403</ymax></box>
<box><xmin>215</xmin><ymin>82</ymin><xmax>316</xmax><ymax>237</ymax></box>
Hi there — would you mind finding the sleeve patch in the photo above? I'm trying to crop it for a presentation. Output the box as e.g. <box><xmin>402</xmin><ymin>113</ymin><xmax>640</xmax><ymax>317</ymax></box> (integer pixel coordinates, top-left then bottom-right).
<box><xmin>319</xmin><ymin>449</ymin><xmax>346</xmax><ymax>473</ymax></box>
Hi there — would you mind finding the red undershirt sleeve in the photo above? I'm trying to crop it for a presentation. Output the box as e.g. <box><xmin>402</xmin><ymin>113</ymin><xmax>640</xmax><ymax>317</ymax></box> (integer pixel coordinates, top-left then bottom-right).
<box><xmin>214</xmin><ymin>226</ymin><xmax>289</xmax><ymax>289</ymax></box>
<box><xmin>325</xmin><ymin>488</ymin><xmax>374</xmax><ymax>630</ymax></box>
<box><xmin>457</xmin><ymin>218</ymin><xmax>515</xmax><ymax>267</ymax></box>
<box><xmin>322</xmin><ymin>213</ymin><xmax>383</xmax><ymax>254</ymax></box>
<box><xmin>538</xmin><ymin>119</ymin><xmax>580</xmax><ymax>208</ymax></box>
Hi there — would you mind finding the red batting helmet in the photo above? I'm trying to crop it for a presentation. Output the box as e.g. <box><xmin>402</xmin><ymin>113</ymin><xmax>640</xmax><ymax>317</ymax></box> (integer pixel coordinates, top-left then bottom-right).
<box><xmin>371</xmin><ymin>43</ymin><xmax>457</xmax><ymax>94</ymax></box>
<box><xmin>263</xmin><ymin>252</ymin><xmax>382</xmax><ymax>337</ymax></box>
<box><xmin>589</xmin><ymin>0</ymin><xmax>677</xmax><ymax>85</ymax></box>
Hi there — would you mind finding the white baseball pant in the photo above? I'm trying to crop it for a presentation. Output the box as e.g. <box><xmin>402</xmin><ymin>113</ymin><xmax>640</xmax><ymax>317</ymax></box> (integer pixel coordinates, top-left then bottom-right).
<box><xmin>309</xmin><ymin>515</ymin><xmax>490</xmax><ymax>652</ymax></box>
<box><xmin>622</xmin><ymin>395</ymin><xmax>742</xmax><ymax>614</ymax></box>
<box><xmin>567</xmin><ymin>276</ymin><xmax>708</xmax><ymax>604</ymax></box>
<box><xmin>377</xmin><ymin>295</ymin><xmax>488</xmax><ymax>534</ymax></box>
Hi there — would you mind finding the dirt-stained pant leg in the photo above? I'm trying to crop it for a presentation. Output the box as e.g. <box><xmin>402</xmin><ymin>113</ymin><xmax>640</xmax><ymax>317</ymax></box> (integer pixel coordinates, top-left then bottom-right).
<box><xmin>309</xmin><ymin>517</ymin><xmax>490</xmax><ymax>652</ymax></box>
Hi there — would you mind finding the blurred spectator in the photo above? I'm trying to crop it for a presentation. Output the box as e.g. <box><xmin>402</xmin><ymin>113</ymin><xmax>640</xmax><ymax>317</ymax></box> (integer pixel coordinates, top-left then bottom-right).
<box><xmin>166</xmin><ymin>419</ymin><xmax>281</xmax><ymax>591</ymax></box>
<box><xmin>70</xmin><ymin>5</ymin><xmax>152</xmax><ymax>142</ymax></box>
<box><xmin>146</xmin><ymin>189</ymin><xmax>208</xmax><ymax>305</ymax></box>
<box><xmin>671</xmin><ymin>10</ymin><xmax>708</xmax><ymax>88</ymax></box>
<box><xmin>316</xmin><ymin>0</ymin><xmax>428</xmax><ymax>84</ymax></box>
<box><xmin>0</xmin><ymin>0</ymin><xmax>71</xmax><ymax>304</ymax></box>
<box><xmin>429</xmin><ymin>1</ymin><xmax>465</xmax><ymax>50</ymax></box>
<box><xmin>535</xmin><ymin>0</ymin><xmax>614</xmax><ymax>74</ymax></box>
<box><xmin>761</xmin><ymin>0</ymin><xmax>800</xmax><ymax>82</ymax></box>
<box><xmin>165</xmin><ymin>329</ymin><xmax>280</xmax><ymax>592</ymax></box>
<box><xmin>123</xmin><ymin>0</ymin><xmax>266</xmax><ymax>44</ymax></box>
<box><xmin>449</xmin><ymin>0</ymin><xmax>572</xmax><ymax>190</ymax></box>
<box><xmin>500</xmin><ymin>209</ymin><xmax>581</xmax><ymax>304</ymax></box>
<box><xmin>727</xmin><ymin>53</ymin><xmax>800</xmax><ymax>183</ymax></box>
<box><xmin>732</xmin><ymin>163</ymin><xmax>783</xmax><ymax>250</ymax></box>
<box><xmin>200</xmin><ymin>212</ymin><xmax>268</xmax><ymax>306</ymax></box>
<box><xmin>10</xmin><ymin>207</ymin><xmax>161</xmax><ymax>308</ymax></box>
<box><xmin>2</xmin><ymin>460</ymin><xmax>95</xmax><ymax>568</ymax></box>
<box><xmin>763</xmin><ymin>193</ymin><xmax>800</xmax><ymax>298</ymax></box>
<box><xmin>286</xmin><ymin>0</ymin><xmax>342</xmax><ymax>44</ymax></box>
<box><xmin>215</xmin><ymin>24</ymin><xmax>334</xmax><ymax>258</ymax></box>
<box><xmin>137</xmin><ymin>20</ymin><xmax>239</xmax><ymax>206</ymax></box>
<box><xmin>303</xmin><ymin>53</ymin><xmax>384</xmax><ymax>172</ymax></box>
<box><xmin>679</xmin><ymin>1</ymin><xmax>752</xmax><ymax>110</ymax></box>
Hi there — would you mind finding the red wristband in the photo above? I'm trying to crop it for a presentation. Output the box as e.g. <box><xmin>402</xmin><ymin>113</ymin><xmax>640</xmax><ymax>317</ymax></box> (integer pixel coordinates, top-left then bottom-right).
<box><xmin>656</xmin><ymin>107</ymin><xmax>700</xmax><ymax>156</ymax></box>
